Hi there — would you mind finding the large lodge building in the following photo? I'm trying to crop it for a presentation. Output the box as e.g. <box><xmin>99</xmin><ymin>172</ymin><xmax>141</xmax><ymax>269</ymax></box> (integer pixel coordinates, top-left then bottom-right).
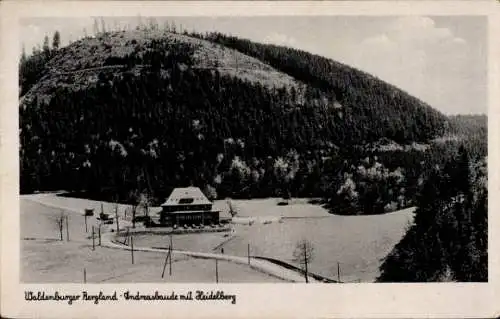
<box><xmin>158</xmin><ymin>187</ymin><xmax>219</xmax><ymax>226</ymax></box>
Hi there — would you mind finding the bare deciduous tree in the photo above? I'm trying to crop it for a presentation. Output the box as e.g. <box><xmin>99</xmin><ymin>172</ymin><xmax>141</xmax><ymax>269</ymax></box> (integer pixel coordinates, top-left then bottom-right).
<box><xmin>53</xmin><ymin>210</ymin><xmax>66</xmax><ymax>241</ymax></box>
<box><xmin>203</xmin><ymin>184</ymin><xmax>218</xmax><ymax>201</ymax></box>
<box><xmin>227</xmin><ymin>200</ymin><xmax>238</xmax><ymax>218</ymax></box>
<box><xmin>128</xmin><ymin>190</ymin><xmax>151</xmax><ymax>227</ymax></box>
<box><xmin>114</xmin><ymin>198</ymin><xmax>120</xmax><ymax>233</ymax></box>
<box><xmin>292</xmin><ymin>239</ymin><xmax>315</xmax><ymax>283</ymax></box>
<box><xmin>128</xmin><ymin>190</ymin><xmax>140</xmax><ymax>228</ymax></box>
<box><xmin>139</xmin><ymin>192</ymin><xmax>151</xmax><ymax>218</ymax></box>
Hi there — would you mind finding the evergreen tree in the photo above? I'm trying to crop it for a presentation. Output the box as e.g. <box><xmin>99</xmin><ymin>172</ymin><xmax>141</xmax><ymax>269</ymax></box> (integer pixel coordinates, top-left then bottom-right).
<box><xmin>21</xmin><ymin>44</ymin><xmax>27</xmax><ymax>64</ymax></box>
<box><xmin>93</xmin><ymin>18</ymin><xmax>99</xmax><ymax>35</ymax></box>
<box><xmin>42</xmin><ymin>35</ymin><xmax>50</xmax><ymax>57</ymax></box>
<box><xmin>52</xmin><ymin>31</ymin><xmax>61</xmax><ymax>50</ymax></box>
<box><xmin>457</xmin><ymin>145</ymin><xmax>472</xmax><ymax>197</ymax></box>
<box><xmin>100</xmin><ymin>17</ymin><xmax>106</xmax><ymax>34</ymax></box>
<box><xmin>413</xmin><ymin>168</ymin><xmax>442</xmax><ymax>228</ymax></box>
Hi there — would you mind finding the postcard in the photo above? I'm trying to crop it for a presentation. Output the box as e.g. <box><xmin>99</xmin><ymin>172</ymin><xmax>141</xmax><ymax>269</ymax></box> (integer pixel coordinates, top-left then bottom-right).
<box><xmin>1</xmin><ymin>1</ymin><xmax>499</xmax><ymax>318</ymax></box>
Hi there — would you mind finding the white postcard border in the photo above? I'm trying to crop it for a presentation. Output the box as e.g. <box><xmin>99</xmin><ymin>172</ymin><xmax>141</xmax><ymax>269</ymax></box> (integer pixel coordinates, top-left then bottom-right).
<box><xmin>1</xmin><ymin>1</ymin><xmax>499</xmax><ymax>318</ymax></box>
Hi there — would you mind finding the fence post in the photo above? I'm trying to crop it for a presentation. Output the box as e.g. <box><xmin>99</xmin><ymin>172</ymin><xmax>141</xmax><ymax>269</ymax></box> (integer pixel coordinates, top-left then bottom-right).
<box><xmin>169</xmin><ymin>246</ymin><xmax>172</xmax><ymax>276</ymax></box>
<box><xmin>92</xmin><ymin>226</ymin><xmax>95</xmax><ymax>251</ymax></box>
<box><xmin>115</xmin><ymin>205</ymin><xmax>120</xmax><ymax>233</ymax></box>
<box><xmin>337</xmin><ymin>262</ymin><xmax>341</xmax><ymax>283</ymax></box>
<box><xmin>83</xmin><ymin>268</ymin><xmax>86</xmax><ymax>283</ymax></box>
<box><xmin>85</xmin><ymin>214</ymin><xmax>88</xmax><ymax>233</ymax></box>
<box><xmin>131</xmin><ymin>236</ymin><xmax>134</xmax><ymax>264</ymax></box>
<box><xmin>59</xmin><ymin>215</ymin><xmax>63</xmax><ymax>241</ymax></box>
<box><xmin>247</xmin><ymin>243</ymin><xmax>250</xmax><ymax>265</ymax></box>
<box><xmin>66</xmin><ymin>215</ymin><xmax>70</xmax><ymax>241</ymax></box>
<box><xmin>161</xmin><ymin>248</ymin><xmax>170</xmax><ymax>278</ymax></box>
<box><xmin>215</xmin><ymin>259</ymin><xmax>219</xmax><ymax>283</ymax></box>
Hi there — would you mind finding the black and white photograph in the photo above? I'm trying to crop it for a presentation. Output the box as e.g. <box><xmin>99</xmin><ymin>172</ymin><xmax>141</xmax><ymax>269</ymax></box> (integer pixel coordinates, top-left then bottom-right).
<box><xmin>1</xmin><ymin>1</ymin><xmax>499</xmax><ymax>318</ymax></box>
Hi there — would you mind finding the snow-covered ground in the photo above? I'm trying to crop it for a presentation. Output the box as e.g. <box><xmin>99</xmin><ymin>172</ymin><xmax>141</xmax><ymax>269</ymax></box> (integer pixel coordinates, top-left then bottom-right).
<box><xmin>22</xmin><ymin>193</ymin><xmax>414</xmax><ymax>283</ymax></box>
<box><xmin>133</xmin><ymin>207</ymin><xmax>415</xmax><ymax>282</ymax></box>
<box><xmin>221</xmin><ymin>208</ymin><xmax>415</xmax><ymax>282</ymax></box>
<box><xmin>22</xmin><ymin>239</ymin><xmax>285</xmax><ymax>283</ymax></box>
<box><xmin>213</xmin><ymin>197</ymin><xmax>331</xmax><ymax>219</ymax></box>
<box><xmin>21</xmin><ymin>192</ymin><xmax>160</xmax><ymax>223</ymax></box>
<box><xmin>20</xmin><ymin>197</ymin><xmax>311</xmax><ymax>283</ymax></box>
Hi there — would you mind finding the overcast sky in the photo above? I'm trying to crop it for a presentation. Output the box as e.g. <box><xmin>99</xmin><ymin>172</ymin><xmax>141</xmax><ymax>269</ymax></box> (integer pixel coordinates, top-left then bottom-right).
<box><xmin>20</xmin><ymin>15</ymin><xmax>487</xmax><ymax>115</ymax></box>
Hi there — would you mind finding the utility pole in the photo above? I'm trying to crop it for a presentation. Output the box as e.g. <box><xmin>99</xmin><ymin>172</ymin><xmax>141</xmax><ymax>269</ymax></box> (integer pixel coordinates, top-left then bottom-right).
<box><xmin>98</xmin><ymin>225</ymin><xmax>101</xmax><ymax>246</ymax></box>
<box><xmin>169</xmin><ymin>246</ymin><xmax>172</xmax><ymax>276</ymax></box>
<box><xmin>58</xmin><ymin>214</ymin><xmax>63</xmax><ymax>241</ymax></box>
<box><xmin>92</xmin><ymin>226</ymin><xmax>95</xmax><ymax>251</ymax></box>
<box><xmin>215</xmin><ymin>259</ymin><xmax>219</xmax><ymax>283</ymax></box>
<box><xmin>115</xmin><ymin>204</ymin><xmax>120</xmax><ymax>233</ymax></box>
<box><xmin>169</xmin><ymin>235</ymin><xmax>173</xmax><ymax>276</ymax></box>
<box><xmin>66</xmin><ymin>216</ymin><xmax>70</xmax><ymax>241</ymax></box>
<box><xmin>161</xmin><ymin>248</ymin><xmax>171</xmax><ymax>278</ymax></box>
<box><xmin>131</xmin><ymin>236</ymin><xmax>135</xmax><ymax>264</ymax></box>
<box><xmin>85</xmin><ymin>214</ymin><xmax>88</xmax><ymax>233</ymax></box>
<box><xmin>337</xmin><ymin>262</ymin><xmax>341</xmax><ymax>283</ymax></box>
<box><xmin>304</xmin><ymin>241</ymin><xmax>309</xmax><ymax>284</ymax></box>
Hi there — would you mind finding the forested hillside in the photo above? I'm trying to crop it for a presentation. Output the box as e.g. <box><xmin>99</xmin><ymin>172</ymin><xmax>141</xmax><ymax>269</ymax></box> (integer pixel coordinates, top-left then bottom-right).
<box><xmin>192</xmin><ymin>31</ymin><xmax>447</xmax><ymax>144</ymax></box>
<box><xmin>19</xmin><ymin>25</ymin><xmax>483</xmax><ymax>214</ymax></box>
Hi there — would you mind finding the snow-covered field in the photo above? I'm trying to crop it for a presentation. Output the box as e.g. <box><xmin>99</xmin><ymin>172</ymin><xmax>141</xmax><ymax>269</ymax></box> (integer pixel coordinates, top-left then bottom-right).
<box><xmin>133</xmin><ymin>208</ymin><xmax>414</xmax><ymax>282</ymax></box>
<box><xmin>20</xmin><ymin>199</ymin><xmax>283</xmax><ymax>283</ymax></box>
<box><xmin>22</xmin><ymin>240</ymin><xmax>284</xmax><ymax>283</ymax></box>
<box><xmin>22</xmin><ymin>194</ymin><xmax>414</xmax><ymax>283</ymax></box>
<box><xmin>21</xmin><ymin>192</ymin><xmax>161</xmax><ymax>223</ymax></box>
<box><xmin>213</xmin><ymin>198</ymin><xmax>330</xmax><ymax>218</ymax></box>
<box><xmin>222</xmin><ymin>209</ymin><xmax>414</xmax><ymax>282</ymax></box>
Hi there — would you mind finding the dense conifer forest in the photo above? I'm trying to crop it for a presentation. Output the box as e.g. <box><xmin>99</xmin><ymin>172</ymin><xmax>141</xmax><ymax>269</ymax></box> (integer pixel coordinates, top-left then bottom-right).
<box><xmin>19</xmin><ymin>23</ymin><xmax>487</xmax><ymax>281</ymax></box>
<box><xmin>378</xmin><ymin>148</ymin><xmax>487</xmax><ymax>282</ymax></box>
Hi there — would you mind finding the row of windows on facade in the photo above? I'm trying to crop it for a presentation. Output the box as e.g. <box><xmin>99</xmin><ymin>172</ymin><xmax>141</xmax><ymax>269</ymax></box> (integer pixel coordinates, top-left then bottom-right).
<box><xmin>162</xmin><ymin>204</ymin><xmax>212</xmax><ymax>212</ymax></box>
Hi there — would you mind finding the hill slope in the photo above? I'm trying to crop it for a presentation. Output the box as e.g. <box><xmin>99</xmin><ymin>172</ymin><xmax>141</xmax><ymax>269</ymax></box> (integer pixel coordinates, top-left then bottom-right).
<box><xmin>20</xmin><ymin>28</ymin><xmax>449</xmax><ymax>206</ymax></box>
<box><xmin>193</xmin><ymin>31</ymin><xmax>448</xmax><ymax>142</ymax></box>
<box><xmin>21</xmin><ymin>29</ymin><xmax>303</xmax><ymax>106</ymax></box>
